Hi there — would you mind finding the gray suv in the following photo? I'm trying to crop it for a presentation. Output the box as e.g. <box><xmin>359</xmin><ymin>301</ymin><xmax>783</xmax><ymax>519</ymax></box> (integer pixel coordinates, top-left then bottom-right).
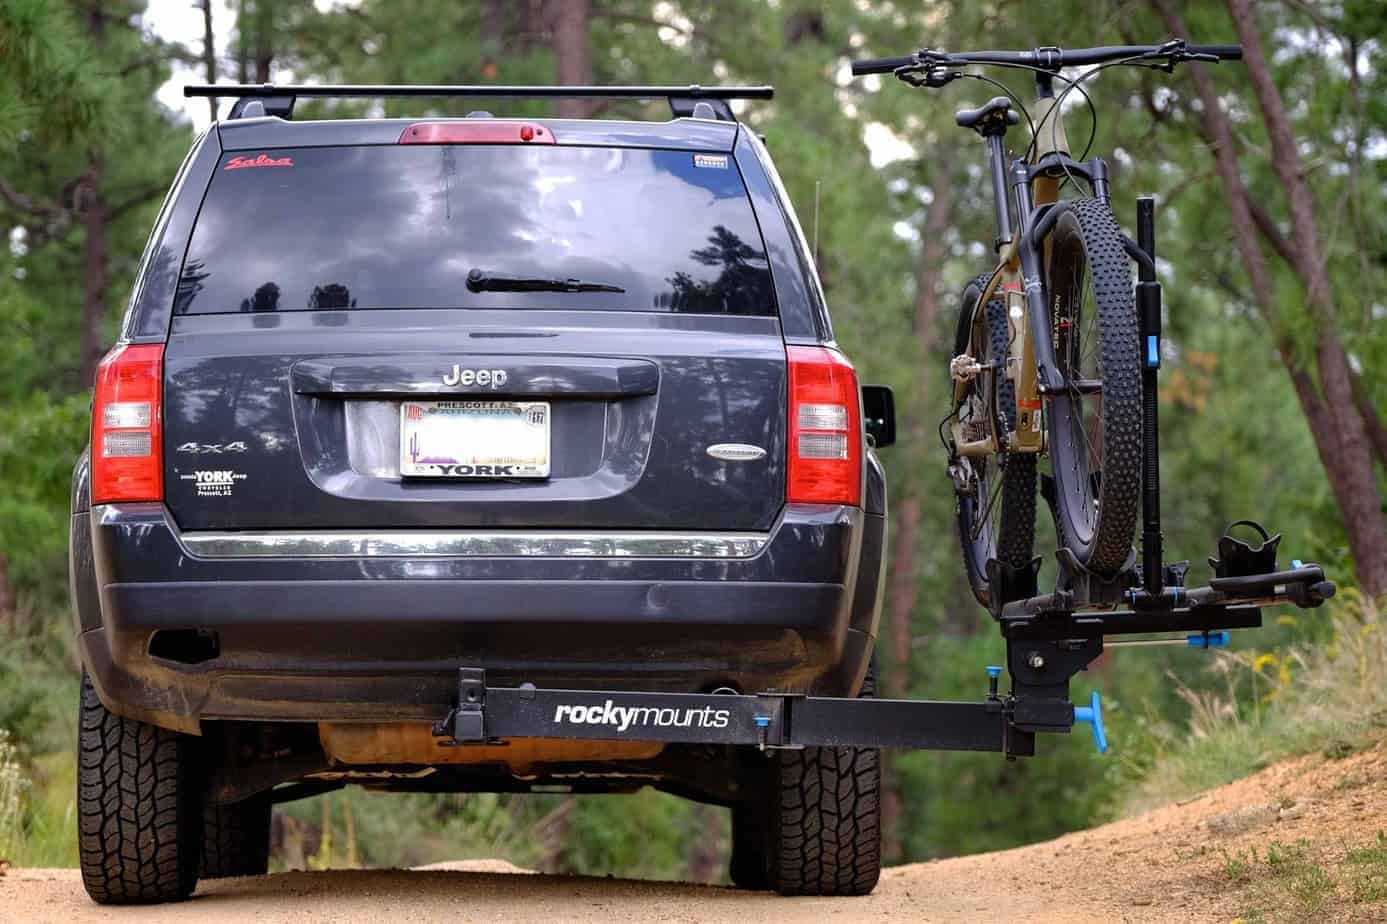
<box><xmin>69</xmin><ymin>86</ymin><xmax>890</xmax><ymax>903</ymax></box>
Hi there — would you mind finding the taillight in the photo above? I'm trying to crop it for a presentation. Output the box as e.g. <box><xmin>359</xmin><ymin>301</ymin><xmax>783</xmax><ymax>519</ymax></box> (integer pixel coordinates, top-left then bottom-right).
<box><xmin>91</xmin><ymin>343</ymin><xmax>163</xmax><ymax>504</ymax></box>
<box><xmin>787</xmin><ymin>345</ymin><xmax>862</xmax><ymax>506</ymax></box>
<box><xmin>398</xmin><ymin>122</ymin><xmax>555</xmax><ymax>144</ymax></box>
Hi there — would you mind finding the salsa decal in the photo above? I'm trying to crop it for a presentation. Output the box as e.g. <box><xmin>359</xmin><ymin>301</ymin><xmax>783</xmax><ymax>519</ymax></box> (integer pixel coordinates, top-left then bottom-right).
<box><xmin>224</xmin><ymin>154</ymin><xmax>294</xmax><ymax>170</ymax></box>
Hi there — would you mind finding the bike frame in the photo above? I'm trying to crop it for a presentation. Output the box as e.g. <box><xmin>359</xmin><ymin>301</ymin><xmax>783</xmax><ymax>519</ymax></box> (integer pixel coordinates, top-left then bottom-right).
<box><xmin>950</xmin><ymin>72</ymin><xmax>1117</xmax><ymax>459</ymax></box>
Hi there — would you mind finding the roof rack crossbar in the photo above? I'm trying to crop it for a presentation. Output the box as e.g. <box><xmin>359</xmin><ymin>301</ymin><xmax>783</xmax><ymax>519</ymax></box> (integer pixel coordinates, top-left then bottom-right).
<box><xmin>185</xmin><ymin>83</ymin><xmax>773</xmax><ymax>123</ymax></box>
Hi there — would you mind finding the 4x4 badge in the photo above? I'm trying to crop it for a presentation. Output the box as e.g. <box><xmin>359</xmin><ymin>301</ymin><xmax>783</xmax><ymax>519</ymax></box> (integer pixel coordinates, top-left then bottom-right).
<box><xmin>175</xmin><ymin>441</ymin><xmax>248</xmax><ymax>454</ymax></box>
<box><xmin>706</xmin><ymin>443</ymin><xmax>766</xmax><ymax>462</ymax></box>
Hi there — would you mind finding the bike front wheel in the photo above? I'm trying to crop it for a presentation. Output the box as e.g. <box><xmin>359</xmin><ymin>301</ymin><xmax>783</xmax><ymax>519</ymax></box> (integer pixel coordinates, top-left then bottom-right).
<box><xmin>1043</xmin><ymin>198</ymin><xmax>1141</xmax><ymax>575</ymax></box>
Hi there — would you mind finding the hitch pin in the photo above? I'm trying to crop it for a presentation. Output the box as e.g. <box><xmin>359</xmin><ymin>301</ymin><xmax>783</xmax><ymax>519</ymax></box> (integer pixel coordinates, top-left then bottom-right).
<box><xmin>1104</xmin><ymin>631</ymin><xmax>1230</xmax><ymax>649</ymax></box>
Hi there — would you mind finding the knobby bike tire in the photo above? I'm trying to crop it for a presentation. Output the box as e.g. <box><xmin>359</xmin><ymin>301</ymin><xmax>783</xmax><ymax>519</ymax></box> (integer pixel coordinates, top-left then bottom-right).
<box><xmin>1043</xmin><ymin>197</ymin><xmax>1141</xmax><ymax>575</ymax></box>
<box><xmin>952</xmin><ymin>273</ymin><xmax>1037</xmax><ymax>609</ymax></box>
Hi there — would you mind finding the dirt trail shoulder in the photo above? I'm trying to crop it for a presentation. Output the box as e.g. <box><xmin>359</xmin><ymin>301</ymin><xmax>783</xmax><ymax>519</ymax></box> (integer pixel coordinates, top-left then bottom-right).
<box><xmin>4</xmin><ymin>742</ymin><xmax>1385</xmax><ymax>923</ymax></box>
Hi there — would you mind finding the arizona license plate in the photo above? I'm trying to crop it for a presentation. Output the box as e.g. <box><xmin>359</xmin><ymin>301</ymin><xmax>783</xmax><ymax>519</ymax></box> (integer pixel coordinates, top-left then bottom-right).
<box><xmin>400</xmin><ymin>400</ymin><xmax>550</xmax><ymax>478</ymax></box>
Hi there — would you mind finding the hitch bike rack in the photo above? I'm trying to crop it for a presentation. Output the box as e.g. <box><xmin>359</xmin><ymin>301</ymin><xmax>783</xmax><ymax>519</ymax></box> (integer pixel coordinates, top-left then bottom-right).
<box><xmin>431</xmin><ymin>196</ymin><xmax>1336</xmax><ymax>760</ymax></box>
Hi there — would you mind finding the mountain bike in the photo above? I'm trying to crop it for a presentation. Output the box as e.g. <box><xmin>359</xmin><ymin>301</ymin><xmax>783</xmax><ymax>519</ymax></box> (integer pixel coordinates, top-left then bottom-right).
<box><xmin>852</xmin><ymin>40</ymin><xmax>1242</xmax><ymax>611</ymax></box>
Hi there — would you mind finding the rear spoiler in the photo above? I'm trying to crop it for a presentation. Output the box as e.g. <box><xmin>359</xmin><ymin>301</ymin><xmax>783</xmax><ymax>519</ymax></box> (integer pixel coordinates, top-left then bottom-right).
<box><xmin>183</xmin><ymin>84</ymin><xmax>774</xmax><ymax>123</ymax></box>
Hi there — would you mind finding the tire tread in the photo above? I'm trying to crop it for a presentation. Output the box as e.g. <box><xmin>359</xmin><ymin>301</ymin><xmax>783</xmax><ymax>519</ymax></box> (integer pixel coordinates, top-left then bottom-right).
<box><xmin>77</xmin><ymin>674</ymin><xmax>201</xmax><ymax>904</ymax></box>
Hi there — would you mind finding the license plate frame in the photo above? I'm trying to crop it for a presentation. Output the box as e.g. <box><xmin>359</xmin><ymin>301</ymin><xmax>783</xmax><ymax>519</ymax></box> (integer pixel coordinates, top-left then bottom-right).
<box><xmin>399</xmin><ymin>400</ymin><xmax>551</xmax><ymax>479</ymax></box>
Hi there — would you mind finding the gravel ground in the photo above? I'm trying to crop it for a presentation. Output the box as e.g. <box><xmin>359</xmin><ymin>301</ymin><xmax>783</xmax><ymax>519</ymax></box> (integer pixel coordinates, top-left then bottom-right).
<box><xmin>3</xmin><ymin>742</ymin><xmax>1385</xmax><ymax>923</ymax></box>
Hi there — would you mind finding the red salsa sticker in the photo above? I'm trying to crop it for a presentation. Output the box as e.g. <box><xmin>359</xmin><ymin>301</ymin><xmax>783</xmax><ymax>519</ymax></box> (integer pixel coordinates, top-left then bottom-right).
<box><xmin>225</xmin><ymin>154</ymin><xmax>294</xmax><ymax>170</ymax></box>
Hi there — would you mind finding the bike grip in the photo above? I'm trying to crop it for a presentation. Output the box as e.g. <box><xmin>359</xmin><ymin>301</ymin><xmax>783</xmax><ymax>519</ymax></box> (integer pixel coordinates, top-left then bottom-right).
<box><xmin>1188</xmin><ymin>44</ymin><xmax>1243</xmax><ymax>60</ymax></box>
<box><xmin>851</xmin><ymin>55</ymin><xmax>918</xmax><ymax>76</ymax></box>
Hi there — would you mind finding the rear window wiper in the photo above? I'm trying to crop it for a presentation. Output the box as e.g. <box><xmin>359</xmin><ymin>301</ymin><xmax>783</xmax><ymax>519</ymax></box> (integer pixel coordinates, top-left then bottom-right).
<box><xmin>466</xmin><ymin>269</ymin><xmax>625</xmax><ymax>294</ymax></box>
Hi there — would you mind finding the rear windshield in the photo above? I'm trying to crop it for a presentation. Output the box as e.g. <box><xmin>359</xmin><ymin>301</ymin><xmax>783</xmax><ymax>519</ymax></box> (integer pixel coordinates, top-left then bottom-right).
<box><xmin>175</xmin><ymin>144</ymin><xmax>776</xmax><ymax>316</ymax></box>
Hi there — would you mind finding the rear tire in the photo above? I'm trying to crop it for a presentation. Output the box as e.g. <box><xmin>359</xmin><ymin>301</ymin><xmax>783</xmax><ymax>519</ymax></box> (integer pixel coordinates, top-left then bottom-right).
<box><xmin>201</xmin><ymin>792</ymin><xmax>272</xmax><ymax>879</ymax></box>
<box><xmin>730</xmin><ymin>666</ymin><xmax>881</xmax><ymax>895</ymax></box>
<box><xmin>952</xmin><ymin>273</ymin><xmax>1037</xmax><ymax>608</ymax></box>
<box><xmin>78</xmin><ymin>673</ymin><xmax>203</xmax><ymax>905</ymax></box>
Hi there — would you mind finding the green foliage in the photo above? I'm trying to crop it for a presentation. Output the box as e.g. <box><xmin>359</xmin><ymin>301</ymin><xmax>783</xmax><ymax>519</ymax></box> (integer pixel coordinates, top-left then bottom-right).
<box><xmin>0</xmin><ymin>390</ymin><xmax>88</xmax><ymax>599</ymax></box>
<box><xmin>0</xmin><ymin>0</ymin><xmax>111</xmax><ymax>147</ymax></box>
<box><xmin>273</xmin><ymin>787</ymin><xmax>720</xmax><ymax>881</ymax></box>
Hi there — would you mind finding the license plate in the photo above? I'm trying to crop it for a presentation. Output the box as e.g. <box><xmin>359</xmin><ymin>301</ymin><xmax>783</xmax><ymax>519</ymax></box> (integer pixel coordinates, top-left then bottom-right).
<box><xmin>400</xmin><ymin>400</ymin><xmax>550</xmax><ymax>478</ymax></box>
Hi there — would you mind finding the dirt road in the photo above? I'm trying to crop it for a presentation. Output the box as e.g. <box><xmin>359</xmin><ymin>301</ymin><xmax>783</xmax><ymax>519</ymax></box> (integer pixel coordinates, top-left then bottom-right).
<box><xmin>4</xmin><ymin>742</ymin><xmax>1385</xmax><ymax>923</ymax></box>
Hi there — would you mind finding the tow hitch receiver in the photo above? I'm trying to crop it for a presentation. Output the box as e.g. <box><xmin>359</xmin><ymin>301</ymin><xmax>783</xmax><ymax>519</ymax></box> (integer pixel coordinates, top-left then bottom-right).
<box><xmin>432</xmin><ymin>550</ymin><xmax>1330</xmax><ymax>760</ymax></box>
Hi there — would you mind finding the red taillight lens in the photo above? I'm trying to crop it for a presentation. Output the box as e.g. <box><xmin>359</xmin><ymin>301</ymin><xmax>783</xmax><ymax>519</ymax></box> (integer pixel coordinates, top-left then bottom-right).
<box><xmin>787</xmin><ymin>345</ymin><xmax>862</xmax><ymax>506</ymax></box>
<box><xmin>91</xmin><ymin>343</ymin><xmax>164</xmax><ymax>504</ymax></box>
<box><xmin>398</xmin><ymin>122</ymin><xmax>555</xmax><ymax>144</ymax></box>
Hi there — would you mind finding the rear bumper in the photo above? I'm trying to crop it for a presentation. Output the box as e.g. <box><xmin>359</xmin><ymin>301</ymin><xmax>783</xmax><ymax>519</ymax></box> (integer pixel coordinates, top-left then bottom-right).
<box><xmin>74</xmin><ymin>502</ymin><xmax>880</xmax><ymax>733</ymax></box>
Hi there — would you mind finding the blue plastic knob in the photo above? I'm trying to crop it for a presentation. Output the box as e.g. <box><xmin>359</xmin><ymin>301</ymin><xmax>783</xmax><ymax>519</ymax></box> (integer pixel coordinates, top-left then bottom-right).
<box><xmin>753</xmin><ymin>716</ymin><xmax>771</xmax><ymax>728</ymax></box>
<box><xmin>1072</xmin><ymin>690</ymin><xmax>1108</xmax><ymax>755</ymax></box>
<box><xmin>985</xmin><ymin>665</ymin><xmax>1003</xmax><ymax>679</ymax></box>
<box><xmin>1187</xmin><ymin>631</ymin><xmax>1230</xmax><ymax>649</ymax></box>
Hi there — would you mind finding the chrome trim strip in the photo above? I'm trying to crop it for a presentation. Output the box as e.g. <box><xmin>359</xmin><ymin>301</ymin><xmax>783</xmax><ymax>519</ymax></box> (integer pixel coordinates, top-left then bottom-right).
<box><xmin>176</xmin><ymin>529</ymin><xmax>769</xmax><ymax>560</ymax></box>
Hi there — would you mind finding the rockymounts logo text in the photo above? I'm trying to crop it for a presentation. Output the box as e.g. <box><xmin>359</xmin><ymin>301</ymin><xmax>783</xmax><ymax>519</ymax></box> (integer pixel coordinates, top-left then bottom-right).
<box><xmin>553</xmin><ymin>700</ymin><xmax>731</xmax><ymax>733</ymax></box>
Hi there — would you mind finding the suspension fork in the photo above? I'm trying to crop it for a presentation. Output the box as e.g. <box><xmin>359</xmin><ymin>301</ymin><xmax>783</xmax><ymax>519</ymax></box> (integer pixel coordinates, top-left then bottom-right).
<box><xmin>1012</xmin><ymin>160</ymin><xmax>1064</xmax><ymax>398</ymax></box>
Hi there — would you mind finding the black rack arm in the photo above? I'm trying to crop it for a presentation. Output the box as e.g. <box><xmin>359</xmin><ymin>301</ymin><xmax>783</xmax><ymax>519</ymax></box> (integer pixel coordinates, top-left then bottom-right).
<box><xmin>1136</xmin><ymin>196</ymin><xmax>1164</xmax><ymax>596</ymax></box>
<box><xmin>183</xmin><ymin>83</ymin><xmax>774</xmax><ymax>123</ymax></box>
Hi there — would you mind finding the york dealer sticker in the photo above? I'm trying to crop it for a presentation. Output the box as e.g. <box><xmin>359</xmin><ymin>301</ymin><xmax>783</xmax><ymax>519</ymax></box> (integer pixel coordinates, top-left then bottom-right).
<box><xmin>693</xmin><ymin>153</ymin><xmax>728</xmax><ymax>169</ymax></box>
<box><xmin>179</xmin><ymin>469</ymin><xmax>248</xmax><ymax>497</ymax></box>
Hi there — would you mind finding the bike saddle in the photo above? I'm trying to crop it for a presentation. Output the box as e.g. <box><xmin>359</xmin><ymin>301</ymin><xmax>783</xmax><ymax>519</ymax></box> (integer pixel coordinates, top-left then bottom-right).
<box><xmin>955</xmin><ymin>96</ymin><xmax>1020</xmax><ymax>136</ymax></box>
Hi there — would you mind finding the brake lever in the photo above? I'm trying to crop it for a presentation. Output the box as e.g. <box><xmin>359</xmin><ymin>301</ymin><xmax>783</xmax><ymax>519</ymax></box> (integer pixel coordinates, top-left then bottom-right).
<box><xmin>1161</xmin><ymin>51</ymin><xmax>1221</xmax><ymax>71</ymax></box>
<box><xmin>896</xmin><ymin>66</ymin><xmax>963</xmax><ymax>89</ymax></box>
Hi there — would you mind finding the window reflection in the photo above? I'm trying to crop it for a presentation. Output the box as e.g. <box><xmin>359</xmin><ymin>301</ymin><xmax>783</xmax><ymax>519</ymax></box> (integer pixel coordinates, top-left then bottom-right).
<box><xmin>179</xmin><ymin>146</ymin><xmax>776</xmax><ymax>316</ymax></box>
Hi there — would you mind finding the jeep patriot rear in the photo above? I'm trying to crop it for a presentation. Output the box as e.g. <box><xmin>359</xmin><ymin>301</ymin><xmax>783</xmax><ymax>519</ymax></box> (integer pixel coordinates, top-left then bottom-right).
<box><xmin>70</xmin><ymin>87</ymin><xmax>889</xmax><ymax>903</ymax></box>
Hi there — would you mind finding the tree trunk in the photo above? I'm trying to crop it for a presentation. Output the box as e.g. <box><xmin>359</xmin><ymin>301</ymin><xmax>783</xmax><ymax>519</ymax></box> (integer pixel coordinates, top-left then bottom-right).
<box><xmin>1225</xmin><ymin>0</ymin><xmax>1387</xmax><ymax>597</ymax></box>
<box><xmin>78</xmin><ymin>155</ymin><xmax>107</xmax><ymax>388</ymax></box>
<box><xmin>236</xmin><ymin>0</ymin><xmax>249</xmax><ymax>83</ymax></box>
<box><xmin>684</xmin><ymin>804</ymin><xmax>721</xmax><ymax>884</ymax></box>
<box><xmin>549</xmin><ymin>0</ymin><xmax>592</xmax><ymax>118</ymax></box>
<box><xmin>1350</xmin><ymin>371</ymin><xmax>1387</xmax><ymax>469</ymax></box>
<box><xmin>881</xmin><ymin>173</ymin><xmax>955</xmax><ymax>863</ymax></box>
<box><xmin>481</xmin><ymin>0</ymin><xmax>506</xmax><ymax>77</ymax></box>
<box><xmin>535</xmin><ymin>795</ymin><xmax>575</xmax><ymax>872</ymax></box>
<box><xmin>252</xmin><ymin>0</ymin><xmax>273</xmax><ymax>83</ymax></box>
<box><xmin>201</xmin><ymin>0</ymin><xmax>218</xmax><ymax>121</ymax></box>
<box><xmin>0</xmin><ymin>554</ymin><xmax>12</xmax><ymax>635</ymax></box>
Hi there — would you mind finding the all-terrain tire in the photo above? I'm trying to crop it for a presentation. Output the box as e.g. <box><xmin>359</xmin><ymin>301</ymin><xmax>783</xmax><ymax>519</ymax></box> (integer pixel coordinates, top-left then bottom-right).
<box><xmin>1043</xmin><ymin>198</ymin><xmax>1141</xmax><ymax>575</ymax></box>
<box><xmin>767</xmin><ymin>667</ymin><xmax>881</xmax><ymax>896</ymax></box>
<box><xmin>201</xmin><ymin>792</ymin><xmax>272</xmax><ymax>879</ymax></box>
<box><xmin>77</xmin><ymin>673</ymin><xmax>203</xmax><ymax>904</ymax></box>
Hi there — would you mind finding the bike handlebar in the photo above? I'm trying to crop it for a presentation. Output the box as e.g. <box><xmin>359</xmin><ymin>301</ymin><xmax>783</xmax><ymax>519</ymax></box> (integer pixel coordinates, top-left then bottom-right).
<box><xmin>850</xmin><ymin>41</ymin><xmax>1242</xmax><ymax>76</ymax></box>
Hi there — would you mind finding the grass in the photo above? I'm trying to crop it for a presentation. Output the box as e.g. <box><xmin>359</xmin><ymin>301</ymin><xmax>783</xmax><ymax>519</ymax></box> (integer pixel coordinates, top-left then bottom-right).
<box><xmin>0</xmin><ymin>745</ymin><xmax>77</xmax><ymax>868</ymax></box>
<box><xmin>1223</xmin><ymin>834</ymin><xmax>1387</xmax><ymax>923</ymax></box>
<box><xmin>1123</xmin><ymin>589</ymin><xmax>1386</xmax><ymax>813</ymax></box>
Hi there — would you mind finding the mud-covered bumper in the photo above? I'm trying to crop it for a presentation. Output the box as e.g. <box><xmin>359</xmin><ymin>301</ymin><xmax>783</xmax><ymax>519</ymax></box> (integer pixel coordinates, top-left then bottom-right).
<box><xmin>72</xmin><ymin>502</ymin><xmax>883</xmax><ymax>733</ymax></box>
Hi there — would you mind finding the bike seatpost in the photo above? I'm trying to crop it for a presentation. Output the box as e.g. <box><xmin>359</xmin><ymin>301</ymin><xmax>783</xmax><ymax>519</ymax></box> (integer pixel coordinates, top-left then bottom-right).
<box><xmin>986</xmin><ymin>134</ymin><xmax>1012</xmax><ymax>249</ymax></box>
